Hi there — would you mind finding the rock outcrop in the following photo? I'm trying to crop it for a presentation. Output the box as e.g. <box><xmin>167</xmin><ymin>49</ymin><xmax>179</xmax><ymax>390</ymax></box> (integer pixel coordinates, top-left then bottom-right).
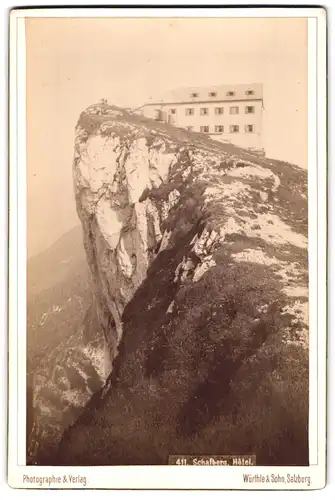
<box><xmin>56</xmin><ymin>102</ymin><xmax>309</xmax><ymax>466</ymax></box>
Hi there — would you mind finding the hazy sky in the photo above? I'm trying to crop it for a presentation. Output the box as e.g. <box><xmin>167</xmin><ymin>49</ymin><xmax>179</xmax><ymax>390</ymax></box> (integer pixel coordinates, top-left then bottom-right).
<box><xmin>26</xmin><ymin>17</ymin><xmax>308</xmax><ymax>257</ymax></box>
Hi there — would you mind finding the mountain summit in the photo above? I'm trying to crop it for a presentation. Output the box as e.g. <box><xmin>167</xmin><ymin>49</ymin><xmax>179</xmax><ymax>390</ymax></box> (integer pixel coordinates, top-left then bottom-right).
<box><xmin>56</xmin><ymin>101</ymin><xmax>308</xmax><ymax>466</ymax></box>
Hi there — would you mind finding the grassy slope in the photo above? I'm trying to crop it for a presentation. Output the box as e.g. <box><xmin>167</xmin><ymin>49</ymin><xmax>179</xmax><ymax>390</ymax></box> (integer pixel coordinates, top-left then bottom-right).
<box><xmin>56</xmin><ymin>104</ymin><xmax>308</xmax><ymax>466</ymax></box>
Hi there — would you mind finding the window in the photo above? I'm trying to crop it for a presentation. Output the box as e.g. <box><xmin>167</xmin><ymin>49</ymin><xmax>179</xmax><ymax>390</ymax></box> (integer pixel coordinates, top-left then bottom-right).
<box><xmin>200</xmin><ymin>126</ymin><xmax>209</xmax><ymax>133</ymax></box>
<box><xmin>245</xmin><ymin>124</ymin><xmax>254</xmax><ymax>133</ymax></box>
<box><xmin>185</xmin><ymin>108</ymin><xmax>194</xmax><ymax>116</ymax></box>
<box><xmin>246</xmin><ymin>90</ymin><xmax>255</xmax><ymax>95</ymax></box>
<box><xmin>209</xmin><ymin>92</ymin><xmax>217</xmax><ymax>97</ymax></box>
<box><xmin>227</xmin><ymin>91</ymin><xmax>235</xmax><ymax>96</ymax></box>
<box><xmin>215</xmin><ymin>125</ymin><xmax>224</xmax><ymax>133</ymax></box>
<box><xmin>230</xmin><ymin>125</ymin><xmax>239</xmax><ymax>133</ymax></box>
<box><xmin>170</xmin><ymin>109</ymin><xmax>177</xmax><ymax>115</ymax></box>
<box><xmin>230</xmin><ymin>106</ymin><xmax>239</xmax><ymax>115</ymax></box>
<box><xmin>191</xmin><ymin>92</ymin><xmax>199</xmax><ymax>98</ymax></box>
<box><xmin>186</xmin><ymin>126</ymin><xmax>194</xmax><ymax>131</ymax></box>
<box><xmin>200</xmin><ymin>107</ymin><xmax>209</xmax><ymax>115</ymax></box>
<box><xmin>215</xmin><ymin>107</ymin><xmax>224</xmax><ymax>115</ymax></box>
<box><xmin>245</xmin><ymin>106</ymin><xmax>255</xmax><ymax>114</ymax></box>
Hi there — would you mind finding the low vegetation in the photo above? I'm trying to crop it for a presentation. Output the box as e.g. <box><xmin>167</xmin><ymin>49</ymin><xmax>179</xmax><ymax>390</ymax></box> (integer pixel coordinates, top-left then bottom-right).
<box><xmin>56</xmin><ymin>224</ymin><xmax>308</xmax><ymax>466</ymax></box>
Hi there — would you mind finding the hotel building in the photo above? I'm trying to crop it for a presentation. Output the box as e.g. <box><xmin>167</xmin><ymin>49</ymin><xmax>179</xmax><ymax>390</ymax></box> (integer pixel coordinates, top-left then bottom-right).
<box><xmin>138</xmin><ymin>83</ymin><xmax>264</xmax><ymax>153</ymax></box>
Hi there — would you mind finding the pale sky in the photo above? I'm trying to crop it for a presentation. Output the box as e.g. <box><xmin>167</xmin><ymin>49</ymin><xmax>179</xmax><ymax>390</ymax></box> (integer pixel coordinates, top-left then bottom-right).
<box><xmin>26</xmin><ymin>17</ymin><xmax>308</xmax><ymax>257</ymax></box>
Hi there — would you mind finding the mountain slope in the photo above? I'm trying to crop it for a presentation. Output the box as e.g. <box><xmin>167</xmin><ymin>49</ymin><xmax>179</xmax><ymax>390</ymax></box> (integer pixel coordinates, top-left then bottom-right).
<box><xmin>27</xmin><ymin>226</ymin><xmax>105</xmax><ymax>464</ymax></box>
<box><xmin>55</xmin><ymin>102</ymin><xmax>308</xmax><ymax>466</ymax></box>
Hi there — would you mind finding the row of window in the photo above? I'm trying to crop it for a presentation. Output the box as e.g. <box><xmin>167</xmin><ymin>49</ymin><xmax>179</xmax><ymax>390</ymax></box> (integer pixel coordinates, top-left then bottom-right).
<box><xmin>190</xmin><ymin>90</ymin><xmax>255</xmax><ymax>98</ymax></box>
<box><xmin>187</xmin><ymin>124</ymin><xmax>255</xmax><ymax>133</ymax></box>
<box><xmin>168</xmin><ymin>106</ymin><xmax>255</xmax><ymax>116</ymax></box>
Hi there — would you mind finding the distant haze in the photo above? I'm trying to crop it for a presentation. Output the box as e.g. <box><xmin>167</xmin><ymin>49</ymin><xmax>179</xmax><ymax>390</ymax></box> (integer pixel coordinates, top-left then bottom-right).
<box><xmin>26</xmin><ymin>17</ymin><xmax>307</xmax><ymax>258</ymax></box>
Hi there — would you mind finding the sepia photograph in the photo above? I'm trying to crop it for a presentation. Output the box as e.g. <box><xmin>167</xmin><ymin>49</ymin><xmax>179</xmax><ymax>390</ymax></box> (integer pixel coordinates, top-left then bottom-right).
<box><xmin>8</xmin><ymin>6</ymin><xmax>327</xmax><ymax>490</ymax></box>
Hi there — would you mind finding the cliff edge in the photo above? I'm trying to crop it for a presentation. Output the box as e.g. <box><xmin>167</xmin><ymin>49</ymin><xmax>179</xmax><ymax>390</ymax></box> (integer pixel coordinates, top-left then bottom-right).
<box><xmin>56</xmin><ymin>102</ymin><xmax>309</xmax><ymax>466</ymax></box>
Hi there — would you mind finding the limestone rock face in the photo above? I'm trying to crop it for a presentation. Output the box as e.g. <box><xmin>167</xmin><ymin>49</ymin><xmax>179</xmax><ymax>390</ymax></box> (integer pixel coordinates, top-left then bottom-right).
<box><xmin>57</xmin><ymin>102</ymin><xmax>309</xmax><ymax>466</ymax></box>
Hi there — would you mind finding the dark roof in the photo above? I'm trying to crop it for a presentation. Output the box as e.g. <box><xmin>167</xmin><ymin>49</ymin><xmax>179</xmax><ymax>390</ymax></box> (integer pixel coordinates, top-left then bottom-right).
<box><xmin>146</xmin><ymin>83</ymin><xmax>263</xmax><ymax>105</ymax></box>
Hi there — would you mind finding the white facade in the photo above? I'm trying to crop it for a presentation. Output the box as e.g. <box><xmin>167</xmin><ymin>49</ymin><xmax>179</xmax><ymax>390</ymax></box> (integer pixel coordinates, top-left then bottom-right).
<box><xmin>139</xmin><ymin>83</ymin><xmax>264</xmax><ymax>153</ymax></box>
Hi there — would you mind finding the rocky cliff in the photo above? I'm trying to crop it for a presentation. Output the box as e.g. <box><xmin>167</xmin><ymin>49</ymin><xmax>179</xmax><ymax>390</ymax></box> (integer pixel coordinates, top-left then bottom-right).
<box><xmin>56</xmin><ymin>102</ymin><xmax>309</xmax><ymax>466</ymax></box>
